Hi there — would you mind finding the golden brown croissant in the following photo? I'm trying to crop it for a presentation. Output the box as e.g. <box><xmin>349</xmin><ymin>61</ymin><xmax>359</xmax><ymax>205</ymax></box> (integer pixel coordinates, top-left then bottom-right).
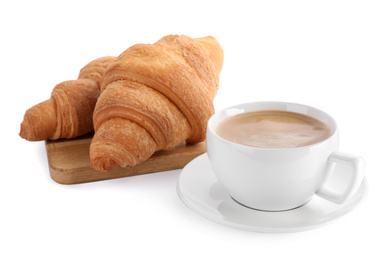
<box><xmin>19</xmin><ymin>56</ymin><xmax>116</xmax><ymax>141</ymax></box>
<box><xmin>90</xmin><ymin>35</ymin><xmax>223</xmax><ymax>171</ymax></box>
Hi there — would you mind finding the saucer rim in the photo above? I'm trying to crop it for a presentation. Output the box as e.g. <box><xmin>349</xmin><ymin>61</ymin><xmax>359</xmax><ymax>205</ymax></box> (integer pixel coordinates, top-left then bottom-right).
<box><xmin>177</xmin><ymin>153</ymin><xmax>368</xmax><ymax>233</ymax></box>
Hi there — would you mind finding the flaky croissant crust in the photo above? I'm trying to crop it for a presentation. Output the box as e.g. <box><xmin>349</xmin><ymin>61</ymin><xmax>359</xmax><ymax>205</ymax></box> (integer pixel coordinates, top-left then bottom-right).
<box><xmin>90</xmin><ymin>35</ymin><xmax>223</xmax><ymax>171</ymax></box>
<box><xmin>19</xmin><ymin>56</ymin><xmax>116</xmax><ymax>141</ymax></box>
<box><xmin>97</xmin><ymin>35</ymin><xmax>220</xmax><ymax>144</ymax></box>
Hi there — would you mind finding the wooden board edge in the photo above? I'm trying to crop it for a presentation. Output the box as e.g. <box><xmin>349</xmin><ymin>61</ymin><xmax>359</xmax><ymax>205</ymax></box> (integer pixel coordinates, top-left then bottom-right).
<box><xmin>46</xmin><ymin>138</ymin><xmax>206</xmax><ymax>184</ymax></box>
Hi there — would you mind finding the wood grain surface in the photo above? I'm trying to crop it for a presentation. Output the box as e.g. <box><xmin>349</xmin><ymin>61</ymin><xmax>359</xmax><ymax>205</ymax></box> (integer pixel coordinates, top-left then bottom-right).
<box><xmin>46</xmin><ymin>133</ymin><xmax>206</xmax><ymax>184</ymax></box>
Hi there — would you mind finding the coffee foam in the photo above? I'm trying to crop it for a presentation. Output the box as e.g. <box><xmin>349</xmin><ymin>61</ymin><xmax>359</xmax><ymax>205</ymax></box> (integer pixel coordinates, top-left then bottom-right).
<box><xmin>215</xmin><ymin>110</ymin><xmax>332</xmax><ymax>148</ymax></box>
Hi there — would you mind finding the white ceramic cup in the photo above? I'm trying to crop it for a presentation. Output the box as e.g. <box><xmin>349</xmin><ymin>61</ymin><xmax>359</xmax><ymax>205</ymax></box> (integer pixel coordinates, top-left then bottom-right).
<box><xmin>206</xmin><ymin>101</ymin><xmax>365</xmax><ymax>211</ymax></box>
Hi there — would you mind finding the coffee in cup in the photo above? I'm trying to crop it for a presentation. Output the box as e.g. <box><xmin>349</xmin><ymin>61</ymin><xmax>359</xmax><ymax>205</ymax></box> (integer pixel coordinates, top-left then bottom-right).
<box><xmin>206</xmin><ymin>101</ymin><xmax>365</xmax><ymax>211</ymax></box>
<box><xmin>214</xmin><ymin>110</ymin><xmax>332</xmax><ymax>149</ymax></box>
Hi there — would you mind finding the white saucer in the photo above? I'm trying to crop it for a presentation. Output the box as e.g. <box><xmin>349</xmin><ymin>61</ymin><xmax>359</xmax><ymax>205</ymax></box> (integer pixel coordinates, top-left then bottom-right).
<box><xmin>177</xmin><ymin>154</ymin><xmax>368</xmax><ymax>233</ymax></box>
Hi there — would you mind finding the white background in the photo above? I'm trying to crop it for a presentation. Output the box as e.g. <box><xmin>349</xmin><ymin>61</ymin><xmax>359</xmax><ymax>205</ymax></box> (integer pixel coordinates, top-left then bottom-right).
<box><xmin>1</xmin><ymin>0</ymin><xmax>389</xmax><ymax>259</ymax></box>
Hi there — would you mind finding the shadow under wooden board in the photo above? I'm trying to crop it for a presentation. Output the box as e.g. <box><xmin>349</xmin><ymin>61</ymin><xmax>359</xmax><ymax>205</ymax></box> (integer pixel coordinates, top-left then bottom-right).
<box><xmin>46</xmin><ymin>133</ymin><xmax>206</xmax><ymax>184</ymax></box>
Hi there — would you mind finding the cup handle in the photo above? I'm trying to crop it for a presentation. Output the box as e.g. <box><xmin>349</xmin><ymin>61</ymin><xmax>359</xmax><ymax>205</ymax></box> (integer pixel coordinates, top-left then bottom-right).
<box><xmin>316</xmin><ymin>152</ymin><xmax>365</xmax><ymax>204</ymax></box>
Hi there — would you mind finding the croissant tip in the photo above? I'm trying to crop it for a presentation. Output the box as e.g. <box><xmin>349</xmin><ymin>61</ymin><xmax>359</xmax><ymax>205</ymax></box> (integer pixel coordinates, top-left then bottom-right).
<box><xmin>19</xmin><ymin>125</ymin><xmax>27</xmax><ymax>140</ymax></box>
<box><xmin>91</xmin><ymin>157</ymin><xmax>119</xmax><ymax>172</ymax></box>
<box><xmin>19</xmin><ymin>117</ymin><xmax>34</xmax><ymax>141</ymax></box>
<box><xmin>19</xmin><ymin>131</ymin><xmax>28</xmax><ymax>141</ymax></box>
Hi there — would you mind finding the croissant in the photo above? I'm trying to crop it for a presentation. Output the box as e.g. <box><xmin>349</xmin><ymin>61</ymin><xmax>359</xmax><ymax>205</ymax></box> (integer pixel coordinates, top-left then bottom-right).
<box><xmin>19</xmin><ymin>56</ymin><xmax>116</xmax><ymax>141</ymax></box>
<box><xmin>90</xmin><ymin>35</ymin><xmax>223</xmax><ymax>171</ymax></box>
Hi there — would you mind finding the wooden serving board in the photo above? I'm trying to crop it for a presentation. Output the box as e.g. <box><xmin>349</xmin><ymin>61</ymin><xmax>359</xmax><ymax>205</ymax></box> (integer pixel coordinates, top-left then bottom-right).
<box><xmin>46</xmin><ymin>133</ymin><xmax>206</xmax><ymax>184</ymax></box>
